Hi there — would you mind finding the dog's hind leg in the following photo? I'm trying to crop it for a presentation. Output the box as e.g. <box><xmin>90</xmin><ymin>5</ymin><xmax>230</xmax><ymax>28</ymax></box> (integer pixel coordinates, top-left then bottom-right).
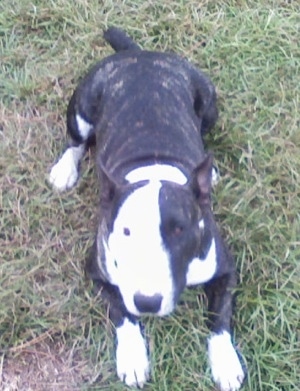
<box><xmin>189</xmin><ymin>66</ymin><xmax>219</xmax><ymax>185</ymax></box>
<box><xmin>190</xmin><ymin>66</ymin><xmax>218</xmax><ymax>136</ymax></box>
<box><xmin>49</xmin><ymin>90</ymin><xmax>94</xmax><ymax>191</ymax></box>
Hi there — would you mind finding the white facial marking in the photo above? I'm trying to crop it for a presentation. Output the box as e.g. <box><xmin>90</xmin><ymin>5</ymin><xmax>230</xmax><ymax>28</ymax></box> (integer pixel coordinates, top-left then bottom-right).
<box><xmin>125</xmin><ymin>164</ymin><xmax>187</xmax><ymax>185</ymax></box>
<box><xmin>116</xmin><ymin>318</ymin><xmax>149</xmax><ymax>388</ymax></box>
<box><xmin>49</xmin><ymin>145</ymin><xmax>84</xmax><ymax>191</ymax></box>
<box><xmin>76</xmin><ymin>114</ymin><xmax>93</xmax><ymax>139</ymax></box>
<box><xmin>186</xmin><ymin>238</ymin><xmax>217</xmax><ymax>286</ymax></box>
<box><xmin>208</xmin><ymin>331</ymin><xmax>245</xmax><ymax>391</ymax></box>
<box><xmin>105</xmin><ymin>180</ymin><xmax>174</xmax><ymax>316</ymax></box>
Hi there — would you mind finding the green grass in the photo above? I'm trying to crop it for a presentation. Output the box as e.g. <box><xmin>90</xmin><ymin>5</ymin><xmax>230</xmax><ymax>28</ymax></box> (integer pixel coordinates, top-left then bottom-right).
<box><xmin>1</xmin><ymin>0</ymin><xmax>299</xmax><ymax>390</ymax></box>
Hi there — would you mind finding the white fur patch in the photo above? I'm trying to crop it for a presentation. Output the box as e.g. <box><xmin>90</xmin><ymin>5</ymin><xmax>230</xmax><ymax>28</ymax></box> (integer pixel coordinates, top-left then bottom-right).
<box><xmin>76</xmin><ymin>114</ymin><xmax>93</xmax><ymax>139</ymax></box>
<box><xmin>208</xmin><ymin>331</ymin><xmax>245</xmax><ymax>391</ymax></box>
<box><xmin>49</xmin><ymin>145</ymin><xmax>84</xmax><ymax>191</ymax></box>
<box><xmin>199</xmin><ymin>219</ymin><xmax>205</xmax><ymax>230</ymax></box>
<box><xmin>125</xmin><ymin>164</ymin><xmax>187</xmax><ymax>185</ymax></box>
<box><xmin>116</xmin><ymin>318</ymin><xmax>149</xmax><ymax>388</ymax></box>
<box><xmin>211</xmin><ymin>166</ymin><xmax>220</xmax><ymax>186</ymax></box>
<box><xmin>186</xmin><ymin>238</ymin><xmax>217</xmax><ymax>286</ymax></box>
<box><xmin>105</xmin><ymin>180</ymin><xmax>174</xmax><ymax>316</ymax></box>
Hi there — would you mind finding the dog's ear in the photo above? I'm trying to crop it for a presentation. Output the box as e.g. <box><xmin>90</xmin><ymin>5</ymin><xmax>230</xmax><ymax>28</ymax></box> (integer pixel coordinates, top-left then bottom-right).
<box><xmin>97</xmin><ymin>154</ymin><xmax>124</xmax><ymax>207</ymax></box>
<box><xmin>191</xmin><ymin>153</ymin><xmax>213</xmax><ymax>206</ymax></box>
<box><xmin>99</xmin><ymin>166</ymin><xmax>120</xmax><ymax>208</ymax></box>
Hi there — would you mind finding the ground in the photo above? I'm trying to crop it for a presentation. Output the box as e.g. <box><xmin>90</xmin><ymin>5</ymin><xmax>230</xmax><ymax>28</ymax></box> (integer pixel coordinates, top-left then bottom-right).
<box><xmin>0</xmin><ymin>0</ymin><xmax>299</xmax><ymax>390</ymax></box>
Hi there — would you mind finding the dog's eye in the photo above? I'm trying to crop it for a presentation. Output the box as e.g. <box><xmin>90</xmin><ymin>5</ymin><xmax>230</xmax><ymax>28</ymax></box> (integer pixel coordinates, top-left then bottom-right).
<box><xmin>172</xmin><ymin>225</ymin><xmax>184</xmax><ymax>236</ymax></box>
<box><xmin>123</xmin><ymin>227</ymin><xmax>131</xmax><ymax>236</ymax></box>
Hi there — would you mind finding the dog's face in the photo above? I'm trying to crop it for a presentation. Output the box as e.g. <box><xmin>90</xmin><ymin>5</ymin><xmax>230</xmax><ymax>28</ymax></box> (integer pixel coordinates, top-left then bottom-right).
<box><xmin>100</xmin><ymin>155</ymin><xmax>213</xmax><ymax>317</ymax></box>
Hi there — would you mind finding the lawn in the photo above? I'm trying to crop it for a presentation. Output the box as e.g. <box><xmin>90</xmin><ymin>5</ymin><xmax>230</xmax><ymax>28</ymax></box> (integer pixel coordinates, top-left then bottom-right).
<box><xmin>0</xmin><ymin>0</ymin><xmax>299</xmax><ymax>390</ymax></box>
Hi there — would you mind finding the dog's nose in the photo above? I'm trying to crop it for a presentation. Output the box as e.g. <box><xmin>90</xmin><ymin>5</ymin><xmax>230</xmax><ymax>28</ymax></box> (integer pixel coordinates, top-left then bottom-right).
<box><xmin>133</xmin><ymin>292</ymin><xmax>163</xmax><ymax>313</ymax></box>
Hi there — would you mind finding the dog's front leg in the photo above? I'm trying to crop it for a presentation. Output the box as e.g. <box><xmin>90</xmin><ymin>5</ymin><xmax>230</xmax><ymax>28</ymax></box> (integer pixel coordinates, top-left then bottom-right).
<box><xmin>105</xmin><ymin>286</ymin><xmax>150</xmax><ymax>388</ymax></box>
<box><xmin>115</xmin><ymin>316</ymin><xmax>149</xmax><ymax>388</ymax></box>
<box><xmin>204</xmin><ymin>272</ymin><xmax>245</xmax><ymax>391</ymax></box>
<box><xmin>90</xmin><ymin>277</ymin><xmax>150</xmax><ymax>388</ymax></box>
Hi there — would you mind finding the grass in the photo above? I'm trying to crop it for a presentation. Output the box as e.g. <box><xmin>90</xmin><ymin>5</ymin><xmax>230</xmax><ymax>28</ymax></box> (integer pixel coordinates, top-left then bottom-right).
<box><xmin>0</xmin><ymin>0</ymin><xmax>299</xmax><ymax>390</ymax></box>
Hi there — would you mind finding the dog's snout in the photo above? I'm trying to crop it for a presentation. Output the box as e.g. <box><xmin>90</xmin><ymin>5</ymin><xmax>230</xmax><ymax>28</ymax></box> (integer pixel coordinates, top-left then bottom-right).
<box><xmin>134</xmin><ymin>292</ymin><xmax>163</xmax><ymax>313</ymax></box>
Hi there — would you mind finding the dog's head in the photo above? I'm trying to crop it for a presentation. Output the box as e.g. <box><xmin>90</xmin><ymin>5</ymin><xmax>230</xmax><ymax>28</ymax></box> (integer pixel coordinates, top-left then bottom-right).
<box><xmin>99</xmin><ymin>154</ymin><xmax>214</xmax><ymax>316</ymax></box>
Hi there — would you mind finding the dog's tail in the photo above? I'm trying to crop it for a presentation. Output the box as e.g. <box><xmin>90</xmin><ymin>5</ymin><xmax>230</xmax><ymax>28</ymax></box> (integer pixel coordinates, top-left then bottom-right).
<box><xmin>103</xmin><ymin>27</ymin><xmax>141</xmax><ymax>52</ymax></box>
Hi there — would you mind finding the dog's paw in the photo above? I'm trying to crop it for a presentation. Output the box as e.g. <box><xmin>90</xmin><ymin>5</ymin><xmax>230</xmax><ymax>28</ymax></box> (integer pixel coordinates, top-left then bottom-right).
<box><xmin>208</xmin><ymin>331</ymin><xmax>245</xmax><ymax>391</ymax></box>
<box><xmin>49</xmin><ymin>147</ymin><xmax>82</xmax><ymax>191</ymax></box>
<box><xmin>49</xmin><ymin>160</ymin><xmax>78</xmax><ymax>191</ymax></box>
<box><xmin>116</xmin><ymin>319</ymin><xmax>150</xmax><ymax>388</ymax></box>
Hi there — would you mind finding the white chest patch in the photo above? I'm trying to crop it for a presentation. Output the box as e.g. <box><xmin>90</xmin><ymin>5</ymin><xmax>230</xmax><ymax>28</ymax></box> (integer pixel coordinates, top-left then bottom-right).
<box><xmin>186</xmin><ymin>238</ymin><xmax>217</xmax><ymax>286</ymax></box>
<box><xmin>105</xmin><ymin>180</ymin><xmax>174</xmax><ymax>316</ymax></box>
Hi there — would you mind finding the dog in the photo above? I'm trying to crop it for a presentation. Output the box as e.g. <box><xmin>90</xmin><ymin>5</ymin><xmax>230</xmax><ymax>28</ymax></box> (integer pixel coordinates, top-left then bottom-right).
<box><xmin>49</xmin><ymin>27</ymin><xmax>245</xmax><ymax>390</ymax></box>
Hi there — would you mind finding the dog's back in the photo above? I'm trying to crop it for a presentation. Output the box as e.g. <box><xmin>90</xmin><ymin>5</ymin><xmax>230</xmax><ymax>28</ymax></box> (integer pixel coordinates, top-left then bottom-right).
<box><xmin>87</xmin><ymin>29</ymin><xmax>218</xmax><ymax>181</ymax></box>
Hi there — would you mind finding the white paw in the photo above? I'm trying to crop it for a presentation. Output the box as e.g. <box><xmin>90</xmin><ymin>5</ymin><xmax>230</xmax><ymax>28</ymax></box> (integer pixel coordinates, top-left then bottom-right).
<box><xmin>116</xmin><ymin>319</ymin><xmax>150</xmax><ymax>388</ymax></box>
<box><xmin>49</xmin><ymin>146</ymin><xmax>83</xmax><ymax>191</ymax></box>
<box><xmin>49</xmin><ymin>159</ymin><xmax>78</xmax><ymax>191</ymax></box>
<box><xmin>208</xmin><ymin>331</ymin><xmax>245</xmax><ymax>391</ymax></box>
